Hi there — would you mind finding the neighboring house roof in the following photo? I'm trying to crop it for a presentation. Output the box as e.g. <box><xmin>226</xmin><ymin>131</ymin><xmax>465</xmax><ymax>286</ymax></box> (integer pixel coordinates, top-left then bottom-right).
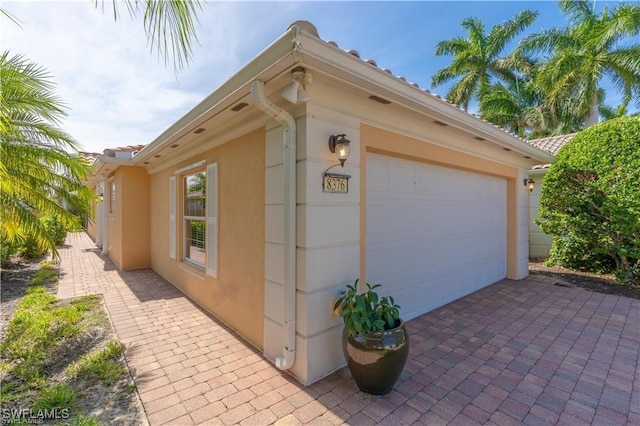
<box><xmin>528</xmin><ymin>133</ymin><xmax>576</xmax><ymax>156</ymax></box>
<box><xmin>84</xmin><ymin>144</ymin><xmax>147</xmax><ymax>184</ymax></box>
<box><xmin>102</xmin><ymin>144</ymin><xmax>147</xmax><ymax>158</ymax></box>
<box><xmin>80</xmin><ymin>145</ymin><xmax>147</xmax><ymax>165</ymax></box>
<box><xmin>527</xmin><ymin>133</ymin><xmax>576</xmax><ymax>172</ymax></box>
<box><xmin>78</xmin><ymin>151</ymin><xmax>100</xmax><ymax>163</ymax></box>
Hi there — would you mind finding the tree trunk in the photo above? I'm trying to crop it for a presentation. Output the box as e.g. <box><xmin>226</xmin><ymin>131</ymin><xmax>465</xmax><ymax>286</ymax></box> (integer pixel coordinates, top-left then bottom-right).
<box><xmin>585</xmin><ymin>96</ymin><xmax>599</xmax><ymax>127</ymax></box>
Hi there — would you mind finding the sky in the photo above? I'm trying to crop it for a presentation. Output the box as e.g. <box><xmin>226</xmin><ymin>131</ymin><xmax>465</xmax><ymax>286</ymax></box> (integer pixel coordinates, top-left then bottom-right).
<box><xmin>2</xmin><ymin>0</ymin><xmax>633</xmax><ymax>154</ymax></box>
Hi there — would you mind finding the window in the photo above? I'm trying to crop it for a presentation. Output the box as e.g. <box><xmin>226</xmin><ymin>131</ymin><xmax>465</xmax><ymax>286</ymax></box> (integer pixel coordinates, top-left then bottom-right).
<box><xmin>169</xmin><ymin>162</ymin><xmax>217</xmax><ymax>277</ymax></box>
<box><xmin>183</xmin><ymin>172</ymin><xmax>206</xmax><ymax>268</ymax></box>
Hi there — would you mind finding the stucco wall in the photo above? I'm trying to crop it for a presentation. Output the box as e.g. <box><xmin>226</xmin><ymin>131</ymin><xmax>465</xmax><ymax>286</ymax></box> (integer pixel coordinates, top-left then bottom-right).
<box><xmin>529</xmin><ymin>174</ymin><xmax>552</xmax><ymax>258</ymax></box>
<box><xmin>149</xmin><ymin>128</ymin><xmax>265</xmax><ymax>349</ymax></box>
<box><xmin>104</xmin><ymin>166</ymin><xmax>151</xmax><ymax>270</ymax></box>
<box><xmin>119</xmin><ymin>166</ymin><xmax>150</xmax><ymax>270</ymax></box>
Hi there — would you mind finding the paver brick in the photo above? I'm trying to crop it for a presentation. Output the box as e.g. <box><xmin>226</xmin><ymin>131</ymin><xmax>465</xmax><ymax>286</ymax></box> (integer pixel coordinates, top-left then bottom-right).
<box><xmin>58</xmin><ymin>233</ymin><xmax>639</xmax><ymax>426</ymax></box>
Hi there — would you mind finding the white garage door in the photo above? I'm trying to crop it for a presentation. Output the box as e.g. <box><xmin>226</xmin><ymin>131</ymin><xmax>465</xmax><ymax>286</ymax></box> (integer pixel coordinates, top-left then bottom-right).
<box><xmin>367</xmin><ymin>153</ymin><xmax>507</xmax><ymax>320</ymax></box>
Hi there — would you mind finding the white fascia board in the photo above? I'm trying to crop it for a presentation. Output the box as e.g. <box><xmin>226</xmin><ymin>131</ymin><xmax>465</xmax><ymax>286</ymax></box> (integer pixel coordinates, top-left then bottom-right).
<box><xmin>528</xmin><ymin>168</ymin><xmax>549</xmax><ymax>176</ymax></box>
<box><xmin>293</xmin><ymin>32</ymin><xmax>556</xmax><ymax>165</ymax></box>
<box><xmin>86</xmin><ymin>155</ymin><xmax>133</xmax><ymax>185</ymax></box>
<box><xmin>133</xmin><ymin>28</ymin><xmax>300</xmax><ymax>166</ymax></box>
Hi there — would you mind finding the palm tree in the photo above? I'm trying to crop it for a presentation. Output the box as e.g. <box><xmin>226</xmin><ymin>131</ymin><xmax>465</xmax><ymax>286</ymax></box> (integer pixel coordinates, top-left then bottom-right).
<box><xmin>100</xmin><ymin>0</ymin><xmax>202</xmax><ymax>71</ymax></box>
<box><xmin>479</xmin><ymin>69</ymin><xmax>589</xmax><ymax>138</ymax></box>
<box><xmin>0</xmin><ymin>51</ymin><xmax>92</xmax><ymax>256</ymax></box>
<box><xmin>0</xmin><ymin>2</ymin><xmax>203</xmax><ymax>258</ymax></box>
<box><xmin>521</xmin><ymin>0</ymin><xmax>640</xmax><ymax>126</ymax></box>
<box><xmin>478</xmin><ymin>76</ymin><xmax>545</xmax><ymax>138</ymax></box>
<box><xmin>431</xmin><ymin>9</ymin><xmax>538</xmax><ymax>110</ymax></box>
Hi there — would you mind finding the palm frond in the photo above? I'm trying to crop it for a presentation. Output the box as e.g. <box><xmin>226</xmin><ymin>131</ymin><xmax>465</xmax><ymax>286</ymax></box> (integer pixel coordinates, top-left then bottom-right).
<box><xmin>99</xmin><ymin>0</ymin><xmax>202</xmax><ymax>72</ymax></box>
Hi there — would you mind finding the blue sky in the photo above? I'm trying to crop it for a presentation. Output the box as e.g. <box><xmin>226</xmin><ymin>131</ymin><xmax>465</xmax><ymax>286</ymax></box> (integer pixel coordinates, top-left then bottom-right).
<box><xmin>2</xmin><ymin>1</ymin><xmax>632</xmax><ymax>154</ymax></box>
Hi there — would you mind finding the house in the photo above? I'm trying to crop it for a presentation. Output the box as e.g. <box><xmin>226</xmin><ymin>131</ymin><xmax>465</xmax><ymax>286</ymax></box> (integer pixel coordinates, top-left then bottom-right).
<box><xmin>84</xmin><ymin>21</ymin><xmax>555</xmax><ymax>385</ymax></box>
<box><xmin>526</xmin><ymin>133</ymin><xmax>576</xmax><ymax>258</ymax></box>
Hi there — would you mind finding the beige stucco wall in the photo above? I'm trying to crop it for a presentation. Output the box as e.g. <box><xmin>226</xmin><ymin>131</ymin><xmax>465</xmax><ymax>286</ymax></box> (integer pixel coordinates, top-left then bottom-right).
<box><xmin>120</xmin><ymin>166</ymin><xmax>151</xmax><ymax>270</ymax></box>
<box><xmin>149</xmin><ymin>128</ymin><xmax>266</xmax><ymax>349</ymax></box>
<box><xmin>105</xmin><ymin>166</ymin><xmax>151</xmax><ymax>271</ymax></box>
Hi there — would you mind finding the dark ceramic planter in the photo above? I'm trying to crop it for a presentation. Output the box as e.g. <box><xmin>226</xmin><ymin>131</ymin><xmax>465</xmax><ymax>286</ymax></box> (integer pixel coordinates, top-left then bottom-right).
<box><xmin>342</xmin><ymin>320</ymin><xmax>410</xmax><ymax>395</ymax></box>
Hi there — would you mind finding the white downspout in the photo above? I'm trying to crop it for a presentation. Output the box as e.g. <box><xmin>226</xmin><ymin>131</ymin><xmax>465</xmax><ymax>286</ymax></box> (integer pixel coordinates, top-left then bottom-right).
<box><xmin>251</xmin><ymin>80</ymin><xmax>296</xmax><ymax>370</ymax></box>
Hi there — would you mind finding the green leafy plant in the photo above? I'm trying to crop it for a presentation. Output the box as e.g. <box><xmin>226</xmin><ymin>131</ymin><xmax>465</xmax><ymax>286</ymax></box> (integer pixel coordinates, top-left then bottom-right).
<box><xmin>537</xmin><ymin>115</ymin><xmax>640</xmax><ymax>284</ymax></box>
<box><xmin>333</xmin><ymin>279</ymin><xmax>401</xmax><ymax>337</ymax></box>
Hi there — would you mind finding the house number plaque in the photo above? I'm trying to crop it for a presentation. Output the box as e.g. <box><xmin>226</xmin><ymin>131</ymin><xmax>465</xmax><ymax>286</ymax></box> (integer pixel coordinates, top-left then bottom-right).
<box><xmin>323</xmin><ymin>173</ymin><xmax>350</xmax><ymax>193</ymax></box>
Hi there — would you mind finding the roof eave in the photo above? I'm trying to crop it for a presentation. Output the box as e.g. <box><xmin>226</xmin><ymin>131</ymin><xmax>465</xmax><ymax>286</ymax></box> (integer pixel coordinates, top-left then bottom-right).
<box><xmin>86</xmin><ymin>155</ymin><xmax>134</xmax><ymax>185</ymax></box>
<box><xmin>293</xmin><ymin>32</ymin><xmax>557</xmax><ymax>165</ymax></box>
<box><xmin>133</xmin><ymin>26</ymin><xmax>301</xmax><ymax>165</ymax></box>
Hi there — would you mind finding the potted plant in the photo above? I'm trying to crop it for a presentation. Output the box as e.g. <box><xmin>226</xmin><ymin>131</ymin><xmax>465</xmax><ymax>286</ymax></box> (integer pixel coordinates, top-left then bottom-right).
<box><xmin>333</xmin><ymin>279</ymin><xmax>409</xmax><ymax>395</ymax></box>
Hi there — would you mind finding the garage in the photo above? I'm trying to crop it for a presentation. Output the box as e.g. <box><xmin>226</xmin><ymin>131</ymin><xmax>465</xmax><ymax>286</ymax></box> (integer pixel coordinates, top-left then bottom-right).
<box><xmin>366</xmin><ymin>153</ymin><xmax>507</xmax><ymax>320</ymax></box>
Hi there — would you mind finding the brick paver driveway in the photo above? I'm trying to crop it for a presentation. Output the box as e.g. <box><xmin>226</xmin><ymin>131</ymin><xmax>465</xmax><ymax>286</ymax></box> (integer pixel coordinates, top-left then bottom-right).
<box><xmin>59</xmin><ymin>233</ymin><xmax>639</xmax><ymax>425</ymax></box>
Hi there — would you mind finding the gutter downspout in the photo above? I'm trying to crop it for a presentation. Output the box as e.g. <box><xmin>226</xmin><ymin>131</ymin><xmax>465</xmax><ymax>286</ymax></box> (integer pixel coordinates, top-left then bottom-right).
<box><xmin>251</xmin><ymin>80</ymin><xmax>297</xmax><ymax>370</ymax></box>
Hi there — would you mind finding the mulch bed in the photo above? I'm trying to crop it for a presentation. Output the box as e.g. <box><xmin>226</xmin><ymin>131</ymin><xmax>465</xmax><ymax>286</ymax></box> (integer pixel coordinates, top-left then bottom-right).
<box><xmin>529</xmin><ymin>261</ymin><xmax>640</xmax><ymax>300</ymax></box>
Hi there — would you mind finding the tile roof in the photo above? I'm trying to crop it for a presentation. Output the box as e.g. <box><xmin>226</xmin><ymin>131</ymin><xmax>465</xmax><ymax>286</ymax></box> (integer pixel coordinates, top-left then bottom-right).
<box><xmin>79</xmin><ymin>144</ymin><xmax>147</xmax><ymax>165</ymax></box>
<box><xmin>102</xmin><ymin>144</ymin><xmax>147</xmax><ymax>157</ymax></box>
<box><xmin>321</xmin><ymin>34</ymin><xmax>534</xmax><ymax>144</ymax></box>
<box><xmin>78</xmin><ymin>151</ymin><xmax>100</xmax><ymax>163</ymax></box>
<box><xmin>527</xmin><ymin>133</ymin><xmax>576</xmax><ymax>156</ymax></box>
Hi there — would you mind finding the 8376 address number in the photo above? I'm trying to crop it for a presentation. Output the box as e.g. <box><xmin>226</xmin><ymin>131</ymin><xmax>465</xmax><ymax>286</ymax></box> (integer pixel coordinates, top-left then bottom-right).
<box><xmin>323</xmin><ymin>174</ymin><xmax>349</xmax><ymax>193</ymax></box>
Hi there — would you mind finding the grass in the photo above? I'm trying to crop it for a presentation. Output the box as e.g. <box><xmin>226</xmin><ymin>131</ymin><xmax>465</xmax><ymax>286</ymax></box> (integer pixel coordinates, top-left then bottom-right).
<box><xmin>67</xmin><ymin>341</ymin><xmax>125</xmax><ymax>386</ymax></box>
<box><xmin>0</xmin><ymin>261</ymin><xmax>133</xmax><ymax>424</ymax></box>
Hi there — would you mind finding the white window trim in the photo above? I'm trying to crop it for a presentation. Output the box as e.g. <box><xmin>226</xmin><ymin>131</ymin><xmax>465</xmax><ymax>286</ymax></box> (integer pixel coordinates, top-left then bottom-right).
<box><xmin>175</xmin><ymin>160</ymin><xmax>207</xmax><ymax>175</ymax></box>
<box><xmin>206</xmin><ymin>163</ymin><xmax>218</xmax><ymax>278</ymax></box>
<box><xmin>169</xmin><ymin>162</ymin><xmax>218</xmax><ymax>278</ymax></box>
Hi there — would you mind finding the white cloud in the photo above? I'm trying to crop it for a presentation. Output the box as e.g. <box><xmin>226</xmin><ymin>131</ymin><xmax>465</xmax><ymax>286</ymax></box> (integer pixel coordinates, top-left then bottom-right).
<box><xmin>2</xmin><ymin>1</ymin><xmax>251</xmax><ymax>153</ymax></box>
<box><xmin>6</xmin><ymin>1</ymin><xmax>631</xmax><ymax>156</ymax></box>
<box><xmin>2</xmin><ymin>1</ymin><xmax>316</xmax><ymax>153</ymax></box>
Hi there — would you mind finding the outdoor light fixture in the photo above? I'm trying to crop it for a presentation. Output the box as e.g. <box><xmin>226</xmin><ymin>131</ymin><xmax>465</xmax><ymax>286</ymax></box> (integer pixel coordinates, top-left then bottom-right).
<box><xmin>98</xmin><ymin>192</ymin><xmax>104</xmax><ymax>202</ymax></box>
<box><xmin>328</xmin><ymin>134</ymin><xmax>351</xmax><ymax>167</ymax></box>
<box><xmin>282</xmin><ymin>67</ymin><xmax>311</xmax><ymax>104</ymax></box>
<box><xmin>524</xmin><ymin>178</ymin><xmax>535</xmax><ymax>192</ymax></box>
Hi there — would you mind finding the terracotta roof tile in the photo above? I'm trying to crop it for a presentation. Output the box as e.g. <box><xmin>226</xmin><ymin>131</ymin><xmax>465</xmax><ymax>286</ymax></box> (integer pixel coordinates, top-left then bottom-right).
<box><xmin>80</xmin><ymin>144</ymin><xmax>147</xmax><ymax>166</ymax></box>
<box><xmin>527</xmin><ymin>133</ymin><xmax>576</xmax><ymax>155</ymax></box>
<box><xmin>78</xmin><ymin>152</ymin><xmax>100</xmax><ymax>163</ymax></box>
<box><xmin>320</xmin><ymin>35</ymin><xmax>539</xmax><ymax>144</ymax></box>
<box><xmin>102</xmin><ymin>144</ymin><xmax>147</xmax><ymax>157</ymax></box>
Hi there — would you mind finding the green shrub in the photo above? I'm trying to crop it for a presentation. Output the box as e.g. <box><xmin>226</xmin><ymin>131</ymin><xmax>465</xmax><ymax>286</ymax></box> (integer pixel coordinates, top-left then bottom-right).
<box><xmin>10</xmin><ymin>215</ymin><xmax>69</xmax><ymax>259</ymax></box>
<box><xmin>0</xmin><ymin>238</ymin><xmax>20</xmax><ymax>264</ymax></box>
<box><xmin>537</xmin><ymin>115</ymin><xmax>640</xmax><ymax>283</ymax></box>
<box><xmin>20</xmin><ymin>235</ymin><xmax>48</xmax><ymax>259</ymax></box>
<box><xmin>42</xmin><ymin>215</ymin><xmax>67</xmax><ymax>246</ymax></box>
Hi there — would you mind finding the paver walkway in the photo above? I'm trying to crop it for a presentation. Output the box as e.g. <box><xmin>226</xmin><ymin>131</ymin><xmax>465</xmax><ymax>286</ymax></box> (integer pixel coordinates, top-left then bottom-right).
<box><xmin>58</xmin><ymin>232</ymin><xmax>639</xmax><ymax>425</ymax></box>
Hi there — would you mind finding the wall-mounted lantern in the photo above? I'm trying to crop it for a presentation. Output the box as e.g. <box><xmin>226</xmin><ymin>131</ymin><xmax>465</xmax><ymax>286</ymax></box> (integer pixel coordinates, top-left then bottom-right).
<box><xmin>328</xmin><ymin>134</ymin><xmax>351</xmax><ymax>167</ymax></box>
<box><xmin>524</xmin><ymin>178</ymin><xmax>535</xmax><ymax>192</ymax></box>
